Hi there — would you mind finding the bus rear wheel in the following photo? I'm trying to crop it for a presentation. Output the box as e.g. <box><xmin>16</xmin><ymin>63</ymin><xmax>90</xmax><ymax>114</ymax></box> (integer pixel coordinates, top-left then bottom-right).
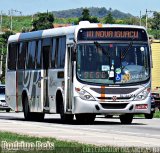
<box><xmin>6</xmin><ymin>109</ymin><xmax>11</xmax><ymax>112</ymax></box>
<box><xmin>75</xmin><ymin>114</ymin><xmax>96</xmax><ymax>124</ymax></box>
<box><xmin>23</xmin><ymin>97</ymin><xmax>44</xmax><ymax>121</ymax></box>
<box><xmin>119</xmin><ymin>114</ymin><xmax>133</xmax><ymax>124</ymax></box>
<box><xmin>23</xmin><ymin>96</ymin><xmax>32</xmax><ymax>120</ymax></box>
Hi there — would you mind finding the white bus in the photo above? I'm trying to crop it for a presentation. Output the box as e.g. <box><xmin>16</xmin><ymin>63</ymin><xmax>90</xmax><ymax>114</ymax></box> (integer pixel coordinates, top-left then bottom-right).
<box><xmin>6</xmin><ymin>21</ymin><xmax>152</xmax><ymax>124</ymax></box>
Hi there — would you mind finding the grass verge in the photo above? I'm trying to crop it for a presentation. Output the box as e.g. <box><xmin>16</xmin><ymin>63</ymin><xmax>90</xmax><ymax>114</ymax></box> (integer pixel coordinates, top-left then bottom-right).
<box><xmin>135</xmin><ymin>110</ymin><xmax>160</xmax><ymax>118</ymax></box>
<box><xmin>0</xmin><ymin>131</ymin><xmax>157</xmax><ymax>153</ymax></box>
<box><xmin>154</xmin><ymin>110</ymin><xmax>160</xmax><ymax>118</ymax></box>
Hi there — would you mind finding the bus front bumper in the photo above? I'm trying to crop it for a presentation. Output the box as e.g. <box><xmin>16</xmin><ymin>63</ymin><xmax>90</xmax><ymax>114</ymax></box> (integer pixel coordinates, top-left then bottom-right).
<box><xmin>73</xmin><ymin>97</ymin><xmax>151</xmax><ymax>115</ymax></box>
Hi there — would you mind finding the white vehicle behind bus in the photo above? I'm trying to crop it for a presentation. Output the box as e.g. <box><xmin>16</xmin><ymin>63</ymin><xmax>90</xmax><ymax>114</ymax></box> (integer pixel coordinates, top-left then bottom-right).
<box><xmin>6</xmin><ymin>21</ymin><xmax>152</xmax><ymax>124</ymax></box>
<box><xmin>0</xmin><ymin>84</ymin><xmax>11</xmax><ymax>112</ymax></box>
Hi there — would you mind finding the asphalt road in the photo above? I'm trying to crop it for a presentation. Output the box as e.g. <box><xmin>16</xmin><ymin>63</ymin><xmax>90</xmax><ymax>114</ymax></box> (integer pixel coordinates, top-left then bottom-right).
<box><xmin>0</xmin><ymin>112</ymin><xmax>160</xmax><ymax>148</ymax></box>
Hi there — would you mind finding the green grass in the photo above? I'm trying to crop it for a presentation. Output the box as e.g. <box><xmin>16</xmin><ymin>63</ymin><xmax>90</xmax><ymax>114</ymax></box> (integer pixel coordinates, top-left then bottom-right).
<box><xmin>0</xmin><ymin>132</ymin><xmax>156</xmax><ymax>153</ymax></box>
<box><xmin>135</xmin><ymin>110</ymin><xmax>160</xmax><ymax>118</ymax></box>
<box><xmin>154</xmin><ymin>110</ymin><xmax>160</xmax><ymax>118</ymax></box>
<box><xmin>1</xmin><ymin>15</ymin><xmax>32</xmax><ymax>33</ymax></box>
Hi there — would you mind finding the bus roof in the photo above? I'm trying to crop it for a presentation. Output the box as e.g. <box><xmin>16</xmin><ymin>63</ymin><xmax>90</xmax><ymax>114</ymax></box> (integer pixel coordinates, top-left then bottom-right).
<box><xmin>8</xmin><ymin>22</ymin><xmax>147</xmax><ymax>43</ymax></box>
<box><xmin>8</xmin><ymin>25</ymin><xmax>77</xmax><ymax>43</ymax></box>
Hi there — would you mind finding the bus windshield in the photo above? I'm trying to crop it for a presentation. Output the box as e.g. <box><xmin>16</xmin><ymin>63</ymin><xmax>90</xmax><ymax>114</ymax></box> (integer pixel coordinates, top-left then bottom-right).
<box><xmin>77</xmin><ymin>43</ymin><xmax>150</xmax><ymax>85</ymax></box>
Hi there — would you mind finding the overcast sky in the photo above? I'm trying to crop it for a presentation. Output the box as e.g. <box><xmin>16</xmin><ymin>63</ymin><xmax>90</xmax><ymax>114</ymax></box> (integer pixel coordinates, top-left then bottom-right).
<box><xmin>0</xmin><ymin>0</ymin><xmax>160</xmax><ymax>16</ymax></box>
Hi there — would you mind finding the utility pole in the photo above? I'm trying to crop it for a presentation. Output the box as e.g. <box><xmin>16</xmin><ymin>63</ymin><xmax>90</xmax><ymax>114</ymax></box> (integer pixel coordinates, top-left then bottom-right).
<box><xmin>146</xmin><ymin>9</ymin><xmax>148</xmax><ymax>30</ymax></box>
<box><xmin>10</xmin><ymin>10</ymin><xmax>13</xmax><ymax>31</ymax></box>
<box><xmin>145</xmin><ymin>9</ymin><xmax>154</xmax><ymax>30</ymax></box>
<box><xmin>140</xmin><ymin>11</ymin><xmax>142</xmax><ymax>26</ymax></box>
<box><xmin>0</xmin><ymin>45</ymin><xmax>3</xmax><ymax>77</ymax></box>
<box><xmin>9</xmin><ymin>9</ymin><xmax>22</xmax><ymax>31</ymax></box>
<box><xmin>32</xmin><ymin>14</ymin><xmax>34</xmax><ymax>29</ymax></box>
<box><xmin>0</xmin><ymin>11</ymin><xmax>2</xmax><ymax>32</ymax></box>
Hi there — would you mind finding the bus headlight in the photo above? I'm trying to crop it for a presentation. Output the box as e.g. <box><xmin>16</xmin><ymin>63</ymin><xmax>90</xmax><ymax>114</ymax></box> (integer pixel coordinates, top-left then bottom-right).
<box><xmin>76</xmin><ymin>89</ymin><xmax>95</xmax><ymax>101</ymax></box>
<box><xmin>134</xmin><ymin>88</ymin><xmax>150</xmax><ymax>101</ymax></box>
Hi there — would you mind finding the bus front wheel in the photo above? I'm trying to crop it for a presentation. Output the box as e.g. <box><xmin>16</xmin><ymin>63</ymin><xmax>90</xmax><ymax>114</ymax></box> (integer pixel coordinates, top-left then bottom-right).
<box><xmin>59</xmin><ymin>102</ymin><xmax>74</xmax><ymax>123</ymax></box>
<box><xmin>145</xmin><ymin>113</ymin><xmax>154</xmax><ymax>119</ymax></box>
<box><xmin>119</xmin><ymin>114</ymin><xmax>133</xmax><ymax>124</ymax></box>
<box><xmin>75</xmin><ymin>114</ymin><xmax>96</xmax><ymax>124</ymax></box>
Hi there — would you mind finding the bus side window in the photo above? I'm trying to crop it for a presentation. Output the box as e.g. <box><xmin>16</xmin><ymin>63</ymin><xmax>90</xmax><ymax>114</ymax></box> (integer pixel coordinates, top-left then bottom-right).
<box><xmin>54</xmin><ymin>37</ymin><xmax>59</xmax><ymax>68</ymax></box>
<box><xmin>18</xmin><ymin>42</ymin><xmax>27</xmax><ymax>70</ymax></box>
<box><xmin>42</xmin><ymin>46</ymin><xmax>50</xmax><ymax>69</ymax></box>
<box><xmin>8</xmin><ymin>43</ymin><xmax>19</xmax><ymax>70</ymax></box>
<box><xmin>42</xmin><ymin>38</ymin><xmax>52</xmax><ymax>70</ymax></box>
<box><xmin>26</xmin><ymin>41</ymin><xmax>36</xmax><ymax>69</ymax></box>
<box><xmin>51</xmin><ymin>38</ymin><xmax>56</xmax><ymax>68</ymax></box>
<box><xmin>57</xmin><ymin>36</ymin><xmax>66</xmax><ymax>68</ymax></box>
<box><xmin>36</xmin><ymin>40</ymin><xmax>42</xmax><ymax>69</ymax></box>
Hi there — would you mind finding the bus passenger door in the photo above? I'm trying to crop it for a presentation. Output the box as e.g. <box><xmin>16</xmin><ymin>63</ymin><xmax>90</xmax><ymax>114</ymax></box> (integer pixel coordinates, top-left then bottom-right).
<box><xmin>42</xmin><ymin>45</ymin><xmax>50</xmax><ymax>110</ymax></box>
<box><xmin>64</xmin><ymin>45</ymin><xmax>73</xmax><ymax>112</ymax></box>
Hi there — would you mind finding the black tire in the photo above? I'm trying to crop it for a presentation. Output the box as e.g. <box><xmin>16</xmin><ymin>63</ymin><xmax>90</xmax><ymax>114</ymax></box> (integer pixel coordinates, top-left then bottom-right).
<box><xmin>76</xmin><ymin>114</ymin><xmax>96</xmax><ymax>124</ymax></box>
<box><xmin>31</xmin><ymin>113</ymin><xmax>45</xmax><ymax>121</ymax></box>
<box><xmin>60</xmin><ymin>101</ymin><xmax>74</xmax><ymax>123</ymax></box>
<box><xmin>145</xmin><ymin>113</ymin><xmax>154</xmax><ymax>119</ymax></box>
<box><xmin>120</xmin><ymin>114</ymin><xmax>133</xmax><ymax>124</ymax></box>
<box><xmin>6</xmin><ymin>109</ymin><xmax>11</xmax><ymax>112</ymax></box>
<box><xmin>23</xmin><ymin>96</ymin><xmax>45</xmax><ymax>121</ymax></box>
<box><xmin>23</xmin><ymin>96</ymin><xmax>32</xmax><ymax>120</ymax></box>
<box><xmin>105</xmin><ymin>115</ymin><xmax>113</xmax><ymax>118</ymax></box>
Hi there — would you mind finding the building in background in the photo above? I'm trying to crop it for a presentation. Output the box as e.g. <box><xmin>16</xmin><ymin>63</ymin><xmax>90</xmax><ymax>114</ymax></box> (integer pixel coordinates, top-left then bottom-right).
<box><xmin>151</xmin><ymin>39</ymin><xmax>160</xmax><ymax>109</ymax></box>
<box><xmin>151</xmin><ymin>39</ymin><xmax>160</xmax><ymax>89</ymax></box>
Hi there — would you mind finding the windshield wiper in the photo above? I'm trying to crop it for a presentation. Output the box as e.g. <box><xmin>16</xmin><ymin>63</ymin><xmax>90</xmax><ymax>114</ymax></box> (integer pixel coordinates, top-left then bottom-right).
<box><xmin>120</xmin><ymin>40</ymin><xmax>134</xmax><ymax>71</ymax></box>
<box><xmin>94</xmin><ymin>41</ymin><xmax>110</xmax><ymax>58</ymax></box>
<box><xmin>121</xmin><ymin>41</ymin><xmax>133</xmax><ymax>60</ymax></box>
<box><xmin>94</xmin><ymin>41</ymin><xmax>115</xmax><ymax>81</ymax></box>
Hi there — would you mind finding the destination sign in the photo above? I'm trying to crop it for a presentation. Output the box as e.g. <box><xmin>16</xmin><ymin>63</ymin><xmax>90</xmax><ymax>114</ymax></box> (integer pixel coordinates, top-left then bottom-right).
<box><xmin>78</xmin><ymin>28</ymin><xmax>148</xmax><ymax>41</ymax></box>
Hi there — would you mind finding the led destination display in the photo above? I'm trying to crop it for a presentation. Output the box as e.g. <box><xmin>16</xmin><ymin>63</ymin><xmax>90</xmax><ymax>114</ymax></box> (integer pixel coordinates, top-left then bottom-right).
<box><xmin>78</xmin><ymin>28</ymin><xmax>148</xmax><ymax>41</ymax></box>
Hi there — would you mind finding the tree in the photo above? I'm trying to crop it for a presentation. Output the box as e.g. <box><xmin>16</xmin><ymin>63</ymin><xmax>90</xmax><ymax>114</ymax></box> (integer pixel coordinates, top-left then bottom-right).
<box><xmin>0</xmin><ymin>31</ymin><xmax>14</xmax><ymax>83</ymax></box>
<box><xmin>1</xmin><ymin>31</ymin><xmax>14</xmax><ymax>43</ymax></box>
<box><xmin>151</xmin><ymin>12</ymin><xmax>160</xmax><ymax>30</ymax></box>
<box><xmin>78</xmin><ymin>8</ymin><xmax>99</xmax><ymax>23</ymax></box>
<box><xmin>81</xmin><ymin>8</ymin><xmax>90</xmax><ymax>21</ymax></box>
<box><xmin>104</xmin><ymin>13</ymin><xmax>115</xmax><ymax>24</ymax></box>
<box><xmin>123</xmin><ymin>17</ymin><xmax>140</xmax><ymax>25</ymax></box>
<box><xmin>90</xmin><ymin>16</ymin><xmax>99</xmax><ymax>23</ymax></box>
<box><xmin>32</xmin><ymin>12</ymin><xmax>54</xmax><ymax>31</ymax></box>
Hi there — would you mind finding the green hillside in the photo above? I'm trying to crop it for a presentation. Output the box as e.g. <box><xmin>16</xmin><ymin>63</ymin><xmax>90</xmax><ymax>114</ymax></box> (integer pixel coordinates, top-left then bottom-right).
<box><xmin>0</xmin><ymin>7</ymin><xmax>134</xmax><ymax>33</ymax></box>
<box><xmin>52</xmin><ymin>7</ymin><xmax>133</xmax><ymax>18</ymax></box>
<box><xmin>0</xmin><ymin>7</ymin><xmax>159</xmax><ymax>38</ymax></box>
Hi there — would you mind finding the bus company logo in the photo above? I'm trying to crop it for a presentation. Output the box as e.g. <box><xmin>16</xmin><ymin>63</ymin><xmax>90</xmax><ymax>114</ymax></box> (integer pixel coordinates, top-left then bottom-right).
<box><xmin>112</xmin><ymin>96</ymin><xmax>117</xmax><ymax>101</ymax></box>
